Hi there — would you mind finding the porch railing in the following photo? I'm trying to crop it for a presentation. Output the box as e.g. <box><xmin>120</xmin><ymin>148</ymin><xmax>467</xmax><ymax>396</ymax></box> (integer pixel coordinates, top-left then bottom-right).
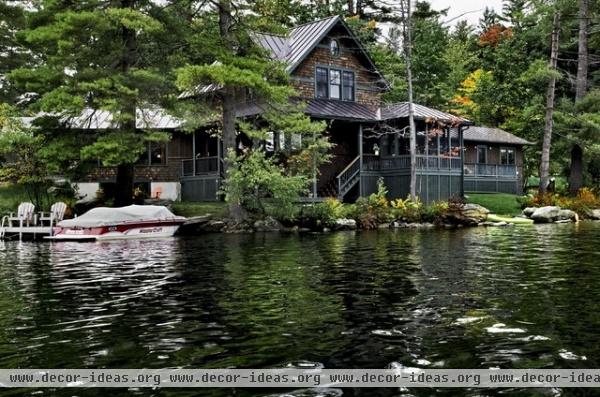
<box><xmin>337</xmin><ymin>156</ymin><xmax>361</xmax><ymax>198</ymax></box>
<box><xmin>464</xmin><ymin>163</ymin><xmax>517</xmax><ymax>178</ymax></box>
<box><xmin>181</xmin><ymin>156</ymin><xmax>220</xmax><ymax>177</ymax></box>
<box><xmin>363</xmin><ymin>154</ymin><xmax>462</xmax><ymax>172</ymax></box>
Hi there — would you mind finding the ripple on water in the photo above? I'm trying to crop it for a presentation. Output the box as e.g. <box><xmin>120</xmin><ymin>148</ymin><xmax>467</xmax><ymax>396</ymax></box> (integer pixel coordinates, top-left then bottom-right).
<box><xmin>1</xmin><ymin>227</ymin><xmax>600</xmax><ymax>396</ymax></box>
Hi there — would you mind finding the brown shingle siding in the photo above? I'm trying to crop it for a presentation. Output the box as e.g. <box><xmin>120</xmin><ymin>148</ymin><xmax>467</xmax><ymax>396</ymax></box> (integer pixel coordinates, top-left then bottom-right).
<box><xmin>291</xmin><ymin>34</ymin><xmax>382</xmax><ymax>109</ymax></box>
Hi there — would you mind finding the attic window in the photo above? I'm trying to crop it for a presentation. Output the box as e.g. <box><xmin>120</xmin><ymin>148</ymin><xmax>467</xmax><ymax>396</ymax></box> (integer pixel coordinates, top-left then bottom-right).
<box><xmin>330</xmin><ymin>39</ymin><xmax>340</xmax><ymax>57</ymax></box>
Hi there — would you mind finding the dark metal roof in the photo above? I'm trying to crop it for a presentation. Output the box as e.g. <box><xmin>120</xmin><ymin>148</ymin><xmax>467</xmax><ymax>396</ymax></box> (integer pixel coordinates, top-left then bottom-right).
<box><xmin>464</xmin><ymin>126</ymin><xmax>533</xmax><ymax>145</ymax></box>
<box><xmin>286</xmin><ymin>16</ymin><xmax>342</xmax><ymax>72</ymax></box>
<box><xmin>233</xmin><ymin>99</ymin><xmax>470</xmax><ymax>124</ymax></box>
<box><xmin>184</xmin><ymin>16</ymin><xmax>388</xmax><ymax>98</ymax></box>
<box><xmin>304</xmin><ymin>99</ymin><xmax>379</xmax><ymax>121</ymax></box>
<box><xmin>251</xmin><ymin>32</ymin><xmax>290</xmax><ymax>60</ymax></box>
<box><xmin>381</xmin><ymin>102</ymin><xmax>469</xmax><ymax>124</ymax></box>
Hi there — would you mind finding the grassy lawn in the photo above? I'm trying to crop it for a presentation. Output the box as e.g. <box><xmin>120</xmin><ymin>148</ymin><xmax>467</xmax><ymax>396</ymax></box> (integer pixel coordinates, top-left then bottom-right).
<box><xmin>0</xmin><ymin>184</ymin><xmax>30</xmax><ymax>215</ymax></box>
<box><xmin>171</xmin><ymin>201</ymin><xmax>228</xmax><ymax>218</ymax></box>
<box><xmin>466</xmin><ymin>193</ymin><xmax>523</xmax><ymax>216</ymax></box>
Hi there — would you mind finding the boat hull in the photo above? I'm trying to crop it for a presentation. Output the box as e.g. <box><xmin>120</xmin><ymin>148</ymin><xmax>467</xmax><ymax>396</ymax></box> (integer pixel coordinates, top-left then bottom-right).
<box><xmin>47</xmin><ymin>221</ymin><xmax>184</xmax><ymax>241</ymax></box>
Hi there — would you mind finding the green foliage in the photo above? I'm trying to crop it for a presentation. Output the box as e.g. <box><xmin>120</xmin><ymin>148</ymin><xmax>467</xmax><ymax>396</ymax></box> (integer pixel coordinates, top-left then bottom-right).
<box><xmin>8</xmin><ymin>0</ymin><xmax>182</xmax><ymax>176</ymax></box>
<box><xmin>221</xmin><ymin>150</ymin><xmax>307</xmax><ymax>220</ymax></box>
<box><xmin>300</xmin><ymin>198</ymin><xmax>347</xmax><ymax>228</ymax></box>
<box><xmin>347</xmin><ymin>179</ymin><xmax>392</xmax><ymax>229</ymax></box>
<box><xmin>519</xmin><ymin>188</ymin><xmax>600</xmax><ymax>218</ymax></box>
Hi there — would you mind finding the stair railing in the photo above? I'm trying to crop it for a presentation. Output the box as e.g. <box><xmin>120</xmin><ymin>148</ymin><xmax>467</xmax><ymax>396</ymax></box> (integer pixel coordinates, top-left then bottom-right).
<box><xmin>337</xmin><ymin>156</ymin><xmax>361</xmax><ymax>198</ymax></box>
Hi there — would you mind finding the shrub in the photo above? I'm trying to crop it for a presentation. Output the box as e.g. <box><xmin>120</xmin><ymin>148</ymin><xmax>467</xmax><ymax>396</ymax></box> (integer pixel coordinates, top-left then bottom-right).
<box><xmin>221</xmin><ymin>150</ymin><xmax>308</xmax><ymax>221</ymax></box>
<box><xmin>346</xmin><ymin>179</ymin><xmax>392</xmax><ymax>229</ymax></box>
<box><xmin>300</xmin><ymin>198</ymin><xmax>344</xmax><ymax>228</ymax></box>
<box><xmin>518</xmin><ymin>188</ymin><xmax>600</xmax><ymax>218</ymax></box>
<box><xmin>564</xmin><ymin>188</ymin><xmax>600</xmax><ymax>217</ymax></box>
<box><xmin>422</xmin><ymin>201</ymin><xmax>449</xmax><ymax>223</ymax></box>
<box><xmin>391</xmin><ymin>196</ymin><xmax>423</xmax><ymax>222</ymax></box>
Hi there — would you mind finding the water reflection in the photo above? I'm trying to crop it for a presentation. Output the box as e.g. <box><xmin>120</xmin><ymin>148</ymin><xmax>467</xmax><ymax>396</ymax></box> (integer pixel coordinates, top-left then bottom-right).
<box><xmin>0</xmin><ymin>225</ymin><xmax>599</xmax><ymax>396</ymax></box>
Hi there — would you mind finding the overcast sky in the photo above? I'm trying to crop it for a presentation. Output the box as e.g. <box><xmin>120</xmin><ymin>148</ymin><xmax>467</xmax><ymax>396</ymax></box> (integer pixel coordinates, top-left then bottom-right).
<box><xmin>428</xmin><ymin>0</ymin><xmax>504</xmax><ymax>27</ymax></box>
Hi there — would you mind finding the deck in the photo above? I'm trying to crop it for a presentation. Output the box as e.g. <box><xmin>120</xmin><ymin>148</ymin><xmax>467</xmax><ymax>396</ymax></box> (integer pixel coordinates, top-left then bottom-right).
<box><xmin>0</xmin><ymin>226</ymin><xmax>53</xmax><ymax>240</ymax></box>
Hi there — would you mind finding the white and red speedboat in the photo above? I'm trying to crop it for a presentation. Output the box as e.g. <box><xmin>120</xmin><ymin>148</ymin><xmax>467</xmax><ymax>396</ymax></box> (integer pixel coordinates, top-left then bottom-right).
<box><xmin>47</xmin><ymin>205</ymin><xmax>186</xmax><ymax>241</ymax></box>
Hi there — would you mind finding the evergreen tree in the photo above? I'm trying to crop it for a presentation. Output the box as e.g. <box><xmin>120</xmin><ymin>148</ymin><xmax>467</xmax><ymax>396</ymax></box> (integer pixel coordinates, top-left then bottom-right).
<box><xmin>9</xmin><ymin>0</ymin><xmax>178</xmax><ymax>206</ymax></box>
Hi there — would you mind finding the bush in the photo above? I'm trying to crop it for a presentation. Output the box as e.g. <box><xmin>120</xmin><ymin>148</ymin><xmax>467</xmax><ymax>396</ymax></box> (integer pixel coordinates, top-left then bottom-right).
<box><xmin>300</xmin><ymin>198</ymin><xmax>345</xmax><ymax>228</ymax></box>
<box><xmin>518</xmin><ymin>188</ymin><xmax>600</xmax><ymax>218</ymax></box>
<box><xmin>391</xmin><ymin>196</ymin><xmax>423</xmax><ymax>222</ymax></box>
<box><xmin>346</xmin><ymin>179</ymin><xmax>392</xmax><ymax>229</ymax></box>
<box><xmin>422</xmin><ymin>201</ymin><xmax>449</xmax><ymax>223</ymax></box>
<box><xmin>221</xmin><ymin>150</ymin><xmax>308</xmax><ymax>221</ymax></box>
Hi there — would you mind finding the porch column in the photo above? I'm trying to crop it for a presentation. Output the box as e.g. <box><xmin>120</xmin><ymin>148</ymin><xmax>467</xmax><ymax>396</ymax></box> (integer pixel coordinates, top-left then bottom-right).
<box><xmin>359</xmin><ymin>123</ymin><xmax>363</xmax><ymax>197</ymax></box>
<box><xmin>312</xmin><ymin>131</ymin><xmax>317</xmax><ymax>201</ymax></box>
<box><xmin>459</xmin><ymin>126</ymin><xmax>465</xmax><ymax>198</ymax></box>
<box><xmin>217</xmin><ymin>136</ymin><xmax>222</xmax><ymax>177</ymax></box>
<box><xmin>192</xmin><ymin>131</ymin><xmax>197</xmax><ymax>176</ymax></box>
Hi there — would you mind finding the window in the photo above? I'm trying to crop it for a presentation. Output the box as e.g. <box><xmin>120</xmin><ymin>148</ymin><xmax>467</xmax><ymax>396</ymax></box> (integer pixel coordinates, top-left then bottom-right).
<box><xmin>137</xmin><ymin>142</ymin><xmax>167</xmax><ymax>166</ymax></box>
<box><xmin>329</xmin><ymin>69</ymin><xmax>341</xmax><ymax>99</ymax></box>
<box><xmin>500</xmin><ymin>147</ymin><xmax>515</xmax><ymax>165</ymax></box>
<box><xmin>150</xmin><ymin>143</ymin><xmax>166</xmax><ymax>165</ymax></box>
<box><xmin>330</xmin><ymin>39</ymin><xmax>340</xmax><ymax>57</ymax></box>
<box><xmin>315</xmin><ymin>67</ymin><xmax>355</xmax><ymax>102</ymax></box>
<box><xmin>342</xmin><ymin>71</ymin><xmax>355</xmax><ymax>101</ymax></box>
<box><xmin>477</xmin><ymin>146</ymin><xmax>487</xmax><ymax>164</ymax></box>
<box><xmin>316</xmin><ymin>67</ymin><xmax>328</xmax><ymax>98</ymax></box>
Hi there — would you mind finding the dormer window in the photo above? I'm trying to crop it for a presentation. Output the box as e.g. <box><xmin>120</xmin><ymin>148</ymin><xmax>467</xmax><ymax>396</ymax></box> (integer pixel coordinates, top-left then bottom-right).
<box><xmin>330</xmin><ymin>39</ymin><xmax>340</xmax><ymax>57</ymax></box>
<box><xmin>315</xmin><ymin>66</ymin><xmax>355</xmax><ymax>101</ymax></box>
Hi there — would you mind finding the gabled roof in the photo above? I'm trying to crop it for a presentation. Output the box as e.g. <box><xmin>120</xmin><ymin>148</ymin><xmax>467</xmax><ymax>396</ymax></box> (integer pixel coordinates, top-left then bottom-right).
<box><xmin>183</xmin><ymin>16</ymin><xmax>388</xmax><ymax>99</ymax></box>
<box><xmin>254</xmin><ymin>16</ymin><xmax>388</xmax><ymax>87</ymax></box>
<box><xmin>381</xmin><ymin>102</ymin><xmax>469</xmax><ymax>124</ymax></box>
<box><xmin>463</xmin><ymin>126</ymin><xmax>533</xmax><ymax>145</ymax></box>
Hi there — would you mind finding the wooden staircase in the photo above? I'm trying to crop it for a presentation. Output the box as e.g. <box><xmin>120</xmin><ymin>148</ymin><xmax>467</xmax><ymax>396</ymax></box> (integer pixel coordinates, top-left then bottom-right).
<box><xmin>318</xmin><ymin>156</ymin><xmax>361</xmax><ymax>200</ymax></box>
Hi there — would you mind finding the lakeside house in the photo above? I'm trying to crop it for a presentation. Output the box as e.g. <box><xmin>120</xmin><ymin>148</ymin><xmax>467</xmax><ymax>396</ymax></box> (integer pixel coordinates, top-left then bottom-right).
<box><xmin>24</xmin><ymin>16</ymin><xmax>532</xmax><ymax>203</ymax></box>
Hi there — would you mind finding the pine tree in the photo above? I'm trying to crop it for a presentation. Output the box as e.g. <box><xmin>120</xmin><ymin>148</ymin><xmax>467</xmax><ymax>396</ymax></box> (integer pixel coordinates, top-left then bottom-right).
<box><xmin>9</xmin><ymin>0</ymin><xmax>177</xmax><ymax>206</ymax></box>
<box><xmin>176</xmin><ymin>0</ymin><xmax>328</xmax><ymax>221</ymax></box>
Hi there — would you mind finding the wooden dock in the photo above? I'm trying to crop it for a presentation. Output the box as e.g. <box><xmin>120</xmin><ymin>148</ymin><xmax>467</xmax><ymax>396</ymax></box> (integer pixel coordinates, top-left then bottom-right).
<box><xmin>0</xmin><ymin>226</ymin><xmax>53</xmax><ymax>240</ymax></box>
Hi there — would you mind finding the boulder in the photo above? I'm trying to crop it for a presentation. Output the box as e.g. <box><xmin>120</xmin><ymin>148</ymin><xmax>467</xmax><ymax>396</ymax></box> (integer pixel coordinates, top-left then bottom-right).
<box><xmin>522</xmin><ymin>207</ymin><xmax>537</xmax><ymax>217</ymax></box>
<box><xmin>203</xmin><ymin>220</ymin><xmax>226</xmax><ymax>232</ymax></box>
<box><xmin>588</xmin><ymin>209</ymin><xmax>600</xmax><ymax>220</ymax></box>
<box><xmin>253</xmin><ymin>216</ymin><xmax>283</xmax><ymax>232</ymax></box>
<box><xmin>530</xmin><ymin>206</ymin><xmax>561</xmax><ymax>223</ymax></box>
<box><xmin>444</xmin><ymin>203</ymin><xmax>490</xmax><ymax>226</ymax></box>
<box><xmin>557</xmin><ymin>209</ymin><xmax>579</xmax><ymax>222</ymax></box>
<box><xmin>333</xmin><ymin>218</ymin><xmax>357</xmax><ymax>231</ymax></box>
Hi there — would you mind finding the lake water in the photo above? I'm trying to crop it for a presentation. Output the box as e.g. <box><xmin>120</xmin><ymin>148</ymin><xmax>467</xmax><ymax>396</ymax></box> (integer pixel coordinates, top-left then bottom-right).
<box><xmin>1</xmin><ymin>223</ymin><xmax>600</xmax><ymax>396</ymax></box>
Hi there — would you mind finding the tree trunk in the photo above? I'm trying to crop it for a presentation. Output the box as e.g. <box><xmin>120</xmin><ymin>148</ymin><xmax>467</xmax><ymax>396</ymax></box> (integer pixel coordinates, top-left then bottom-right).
<box><xmin>114</xmin><ymin>0</ymin><xmax>137</xmax><ymax>207</ymax></box>
<box><xmin>539</xmin><ymin>11</ymin><xmax>560</xmax><ymax>195</ymax></box>
<box><xmin>218</xmin><ymin>0</ymin><xmax>246</xmax><ymax>222</ymax></box>
<box><xmin>569</xmin><ymin>0</ymin><xmax>589</xmax><ymax>195</ymax></box>
<box><xmin>569</xmin><ymin>145</ymin><xmax>583</xmax><ymax>194</ymax></box>
<box><xmin>575</xmin><ymin>0</ymin><xmax>589</xmax><ymax>101</ymax></box>
<box><xmin>404</xmin><ymin>0</ymin><xmax>417</xmax><ymax>201</ymax></box>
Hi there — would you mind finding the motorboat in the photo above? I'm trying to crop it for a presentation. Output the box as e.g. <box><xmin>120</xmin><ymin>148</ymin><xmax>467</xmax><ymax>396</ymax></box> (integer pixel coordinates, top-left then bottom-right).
<box><xmin>47</xmin><ymin>205</ymin><xmax>186</xmax><ymax>241</ymax></box>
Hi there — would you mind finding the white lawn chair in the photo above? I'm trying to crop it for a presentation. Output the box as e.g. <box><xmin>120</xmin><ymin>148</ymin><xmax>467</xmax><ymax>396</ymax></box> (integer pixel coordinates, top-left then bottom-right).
<box><xmin>39</xmin><ymin>202</ymin><xmax>67</xmax><ymax>226</ymax></box>
<box><xmin>2</xmin><ymin>202</ymin><xmax>36</xmax><ymax>228</ymax></box>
